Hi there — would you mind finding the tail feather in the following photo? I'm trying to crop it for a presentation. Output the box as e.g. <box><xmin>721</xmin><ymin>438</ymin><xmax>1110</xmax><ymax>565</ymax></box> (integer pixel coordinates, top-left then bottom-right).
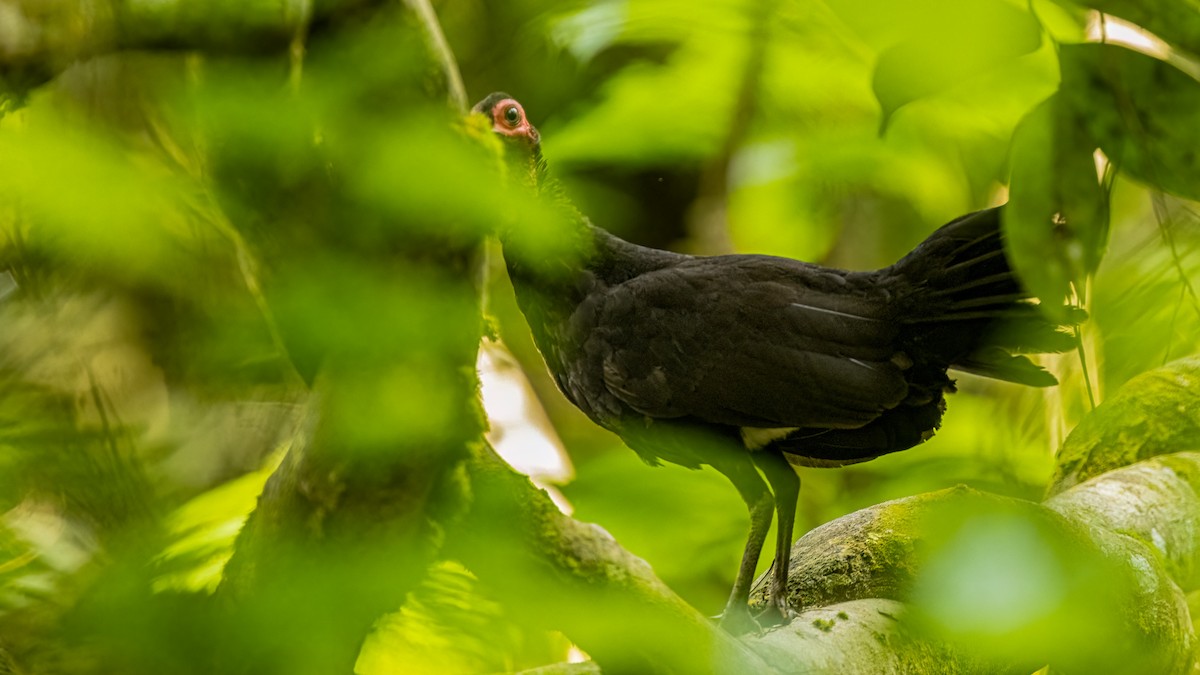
<box><xmin>941</xmin><ymin>248</ymin><xmax>1006</xmax><ymax>275</ymax></box>
<box><xmin>928</xmin><ymin>273</ymin><xmax>1018</xmax><ymax>300</ymax></box>
<box><xmin>943</xmin><ymin>292</ymin><xmax>1028</xmax><ymax>311</ymax></box>
<box><xmin>889</xmin><ymin>206</ymin><xmax>1082</xmax><ymax>387</ymax></box>
<box><xmin>954</xmin><ymin>348</ymin><xmax>1059</xmax><ymax>387</ymax></box>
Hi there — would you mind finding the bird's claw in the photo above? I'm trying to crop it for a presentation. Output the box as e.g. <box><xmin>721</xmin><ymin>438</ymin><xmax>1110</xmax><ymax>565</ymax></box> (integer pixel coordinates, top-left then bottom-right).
<box><xmin>716</xmin><ymin>605</ymin><xmax>759</xmax><ymax>636</ymax></box>
<box><xmin>751</xmin><ymin>600</ymin><xmax>798</xmax><ymax>630</ymax></box>
<box><xmin>768</xmin><ymin>603</ymin><xmax>800</xmax><ymax>624</ymax></box>
<box><xmin>716</xmin><ymin>599</ymin><xmax>799</xmax><ymax>636</ymax></box>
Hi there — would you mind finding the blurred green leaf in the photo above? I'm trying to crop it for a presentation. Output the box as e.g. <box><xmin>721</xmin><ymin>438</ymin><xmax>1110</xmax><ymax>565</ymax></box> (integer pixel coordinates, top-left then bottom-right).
<box><xmin>912</xmin><ymin>495</ymin><xmax>1130</xmax><ymax>672</ymax></box>
<box><xmin>564</xmin><ymin>446</ymin><xmax>749</xmax><ymax>614</ymax></box>
<box><xmin>1030</xmin><ymin>0</ymin><xmax>1090</xmax><ymax>43</ymax></box>
<box><xmin>357</xmin><ymin>562</ymin><xmax>563</xmax><ymax>675</ymax></box>
<box><xmin>0</xmin><ymin>104</ymin><xmax>203</xmax><ymax>289</ymax></box>
<box><xmin>870</xmin><ymin>0</ymin><xmax>1042</xmax><ymax>129</ymax></box>
<box><xmin>550</xmin><ymin>1</ymin><xmax>626</xmax><ymax>62</ymax></box>
<box><xmin>1060</xmin><ymin>43</ymin><xmax>1200</xmax><ymax>202</ymax></box>
<box><xmin>155</xmin><ymin>455</ymin><xmax>280</xmax><ymax>593</ymax></box>
<box><xmin>1005</xmin><ymin>93</ymin><xmax>1109</xmax><ymax>312</ymax></box>
<box><xmin>548</xmin><ymin>41</ymin><xmax>735</xmax><ymax>165</ymax></box>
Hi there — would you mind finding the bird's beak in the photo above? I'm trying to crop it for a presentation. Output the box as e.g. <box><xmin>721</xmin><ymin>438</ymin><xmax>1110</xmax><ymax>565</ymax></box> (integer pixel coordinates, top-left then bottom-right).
<box><xmin>496</xmin><ymin>119</ymin><xmax>540</xmax><ymax>148</ymax></box>
<box><xmin>519</xmin><ymin>122</ymin><xmax>540</xmax><ymax>147</ymax></box>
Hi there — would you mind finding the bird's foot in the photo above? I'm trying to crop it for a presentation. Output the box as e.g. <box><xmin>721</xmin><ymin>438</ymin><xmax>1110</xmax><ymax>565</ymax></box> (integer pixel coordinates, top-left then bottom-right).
<box><xmin>755</xmin><ymin>597</ymin><xmax>799</xmax><ymax>627</ymax></box>
<box><xmin>716</xmin><ymin>600</ymin><xmax>798</xmax><ymax>635</ymax></box>
<box><xmin>770</xmin><ymin>585</ymin><xmax>800</xmax><ymax>624</ymax></box>
<box><xmin>716</xmin><ymin>604</ymin><xmax>759</xmax><ymax>636</ymax></box>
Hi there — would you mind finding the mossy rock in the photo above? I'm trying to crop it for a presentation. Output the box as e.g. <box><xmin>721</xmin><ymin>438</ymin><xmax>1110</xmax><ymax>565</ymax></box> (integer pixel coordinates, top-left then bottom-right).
<box><xmin>1048</xmin><ymin>356</ymin><xmax>1200</xmax><ymax>497</ymax></box>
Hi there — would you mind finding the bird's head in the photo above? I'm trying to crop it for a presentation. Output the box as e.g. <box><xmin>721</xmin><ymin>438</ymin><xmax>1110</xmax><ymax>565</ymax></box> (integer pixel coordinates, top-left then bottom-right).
<box><xmin>472</xmin><ymin>92</ymin><xmax>586</xmax><ymax>262</ymax></box>
<box><xmin>473</xmin><ymin>92</ymin><xmax>544</xmax><ymax>188</ymax></box>
<box><xmin>473</xmin><ymin>92</ymin><xmax>540</xmax><ymax>148</ymax></box>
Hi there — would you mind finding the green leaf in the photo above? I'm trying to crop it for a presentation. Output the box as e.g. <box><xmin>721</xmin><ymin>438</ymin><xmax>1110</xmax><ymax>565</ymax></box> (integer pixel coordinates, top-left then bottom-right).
<box><xmin>1005</xmin><ymin>93</ymin><xmax>1109</xmax><ymax>314</ymax></box>
<box><xmin>1029</xmin><ymin>0</ymin><xmax>1089</xmax><ymax>43</ymax></box>
<box><xmin>547</xmin><ymin>41</ymin><xmax>736</xmax><ymax>164</ymax></box>
<box><xmin>1059</xmin><ymin>43</ymin><xmax>1200</xmax><ymax>201</ymax></box>
<box><xmin>869</xmin><ymin>0</ymin><xmax>1043</xmax><ymax>129</ymax></box>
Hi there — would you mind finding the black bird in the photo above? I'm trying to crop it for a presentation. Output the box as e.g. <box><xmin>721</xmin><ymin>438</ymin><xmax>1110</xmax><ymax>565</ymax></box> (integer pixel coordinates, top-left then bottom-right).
<box><xmin>475</xmin><ymin>92</ymin><xmax>1078</xmax><ymax>630</ymax></box>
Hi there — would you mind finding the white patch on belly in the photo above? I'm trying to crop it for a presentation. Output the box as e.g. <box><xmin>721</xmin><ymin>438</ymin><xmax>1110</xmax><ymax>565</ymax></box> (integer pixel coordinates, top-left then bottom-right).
<box><xmin>740</xmin><ymin>426</ymin><xmax>800</xmax><ymax>450</ymax></box>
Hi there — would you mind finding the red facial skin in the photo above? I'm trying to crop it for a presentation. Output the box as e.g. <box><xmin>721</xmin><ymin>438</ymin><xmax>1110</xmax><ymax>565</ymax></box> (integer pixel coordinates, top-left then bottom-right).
<box><xmin>486</xmin><ymin>98</ymin><xmax>540</xmax><ymax>147</ymax></box>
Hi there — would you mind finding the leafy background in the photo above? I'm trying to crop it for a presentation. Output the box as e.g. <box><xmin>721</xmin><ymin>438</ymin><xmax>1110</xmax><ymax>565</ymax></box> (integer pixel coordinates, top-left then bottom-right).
<box><xmin>0</xmin><ymin>0</ymin><xmax>1197</xmax><ymax>672</ymax></box>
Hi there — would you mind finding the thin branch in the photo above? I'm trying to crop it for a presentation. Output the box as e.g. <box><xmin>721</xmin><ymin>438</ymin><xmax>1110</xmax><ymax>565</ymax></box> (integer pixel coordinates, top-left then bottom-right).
<box><xmin>1074</xmin><ymin>324</ymin><xmax>1098</xmax><ymax>410</ymax></box>
<box><xmin>402</xmin><ymin>0</ymin><xmax>468</xmax><ymax>113</ymax></box>
<box><xmin>0</xmin><ymin>0</ymin><xmax>384</xmax><ymax>93</ymax></box>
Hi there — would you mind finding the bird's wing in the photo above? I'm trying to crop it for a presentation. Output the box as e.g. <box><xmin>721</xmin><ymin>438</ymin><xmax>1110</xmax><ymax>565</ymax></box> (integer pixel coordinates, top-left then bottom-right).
<box><xmin>588</xmin><ymin>256</ymin><xmax>909</xmax><ymax>429</ymax></box>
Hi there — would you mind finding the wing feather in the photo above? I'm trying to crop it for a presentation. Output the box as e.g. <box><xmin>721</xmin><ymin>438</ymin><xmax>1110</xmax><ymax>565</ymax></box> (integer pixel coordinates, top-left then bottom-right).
<box><xmin>591</xmin><ymin>256</ymin><xmax>908</xmax><ymax>429</ymax></box>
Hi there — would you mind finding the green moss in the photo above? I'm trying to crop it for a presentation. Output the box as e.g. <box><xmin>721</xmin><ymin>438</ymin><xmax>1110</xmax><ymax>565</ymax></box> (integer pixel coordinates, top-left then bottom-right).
<box><xmin>1048</xmin><ymin>357</ymin><xmax>1200</xmax><ymax>496</ymax></box>
<box><xmin>812</xmin><ymin>618</ymin><xmax>835</xmax><ymax>632</ymax></box>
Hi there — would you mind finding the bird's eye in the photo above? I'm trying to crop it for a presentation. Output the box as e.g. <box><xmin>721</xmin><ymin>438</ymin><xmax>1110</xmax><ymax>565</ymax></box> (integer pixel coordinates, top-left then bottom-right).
<box><xmin>503</xmin><ymin>105</ymin><xmax>521</xmax><ymax>126</ymax></box>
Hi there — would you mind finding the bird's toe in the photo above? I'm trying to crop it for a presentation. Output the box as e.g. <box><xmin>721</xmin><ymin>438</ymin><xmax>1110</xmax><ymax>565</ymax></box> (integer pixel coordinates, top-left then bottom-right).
<box><xmin>716</xmin><ymin>603</ymin><xmax>759</xmax><ymax>636</ymax></box>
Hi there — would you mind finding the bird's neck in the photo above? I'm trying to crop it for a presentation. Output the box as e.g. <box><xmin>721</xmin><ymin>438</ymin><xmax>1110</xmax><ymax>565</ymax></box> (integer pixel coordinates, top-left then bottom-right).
<box><xmin>503</xmin><ymin>207</ymin><xmax>684</xmax><ymax>362</ymax></box>
<box><xmin>505</xmin><ymin>210</ymin><xmax>682</xmax><ymax>300</ymax></box>
<box><xmin>499</xmin><ymin>148</ymin><xmax>686</xmax><ymax>361</ymax></box>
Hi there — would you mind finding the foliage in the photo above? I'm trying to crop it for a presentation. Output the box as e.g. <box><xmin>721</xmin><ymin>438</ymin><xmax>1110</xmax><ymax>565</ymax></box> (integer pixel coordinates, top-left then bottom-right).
<box><xmin>0</xmin><ymin>0</ymin><xmax>1197</xmax><ymax>672</ymax></box>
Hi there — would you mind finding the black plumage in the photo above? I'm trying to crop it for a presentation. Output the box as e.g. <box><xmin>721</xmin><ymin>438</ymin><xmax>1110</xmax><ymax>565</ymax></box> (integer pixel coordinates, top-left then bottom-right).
<box><xmin>475</xmin><ymin>93</ymin><xmax>1079</xmax><ymax>630</ymax></box>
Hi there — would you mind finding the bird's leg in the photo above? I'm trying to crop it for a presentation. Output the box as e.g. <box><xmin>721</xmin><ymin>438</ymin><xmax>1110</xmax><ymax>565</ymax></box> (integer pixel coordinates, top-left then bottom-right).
<box><xmin>724</xmin><ymin>488</ymin><xmax>773</xmax><ymax>630</ymax></box>
<box><xmin>754</xmin><ymin>451</ymin><xmax>801</xmax><ymax>623</ymax></box>
<box><xmin>708</xmin><ymin>453</ymin><xmax>775</xmax><ymax>634</ymax></box>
